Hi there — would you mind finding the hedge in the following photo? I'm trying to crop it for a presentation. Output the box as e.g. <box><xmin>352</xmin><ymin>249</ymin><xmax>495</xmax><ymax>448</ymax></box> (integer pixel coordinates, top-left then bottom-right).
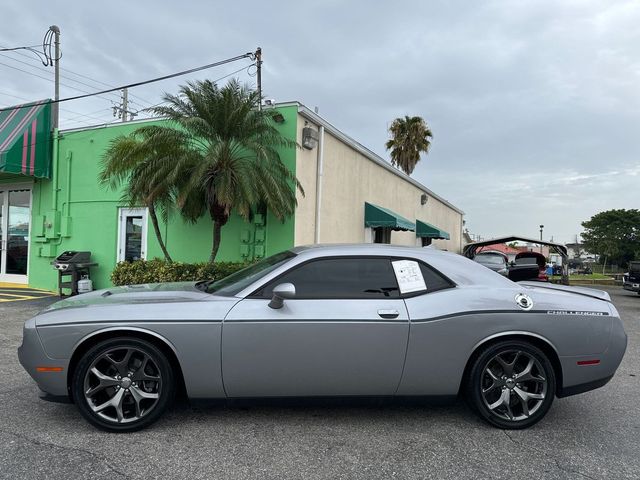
<box><xmin>111</xmin><ymin>259</ymin><xmax>250</xmax><ymax>286</ymax></box>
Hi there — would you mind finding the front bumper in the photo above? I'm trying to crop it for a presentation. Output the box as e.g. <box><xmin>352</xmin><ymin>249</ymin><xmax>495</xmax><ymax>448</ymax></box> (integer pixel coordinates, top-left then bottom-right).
<box><xmin>622</xmin><ymin>282</ymin><xmax>640</xmax><ymax>293</ymax></box>
<box><xmin>18</xmin><ymin>317</ymin><xmax>69</xmax><ymax>398</ymax></box>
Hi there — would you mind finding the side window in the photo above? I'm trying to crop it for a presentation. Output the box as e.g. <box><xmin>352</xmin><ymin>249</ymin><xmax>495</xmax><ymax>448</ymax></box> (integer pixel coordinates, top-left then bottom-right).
<box><xmin>419</xmin><ymin>262</ymin><xmax>454</xmax><ymax>293</ymax></box>
<box><xmin>389</xmin><ymin>259</ymin><xmax>454</xmax><ymax>296</ymax></box>
<box><xmin>258</xmin><ymin>258</ymin><xmax>400</xmax><ymax>299</ymax></box>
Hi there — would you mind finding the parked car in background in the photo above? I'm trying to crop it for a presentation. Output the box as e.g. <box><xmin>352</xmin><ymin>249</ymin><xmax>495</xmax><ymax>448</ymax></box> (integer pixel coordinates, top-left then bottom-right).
<box><xmin>623</xmin><ymin>261</ymin><xmax>640</xmax><ymax>295</ymax></box>
<box><xmin>18</xmin><ymin>245</ymin><xmax>627</xmax><ymax>432</ymax></box>
<box><xmin>473</xmin><ymin>252</ymin><xmax>509</xmax><ymax>276</ymax></box>
<box><xmin>508</xmin><ymin>251</ymin><xmax>548</xmax><ymax>282</ymax></box>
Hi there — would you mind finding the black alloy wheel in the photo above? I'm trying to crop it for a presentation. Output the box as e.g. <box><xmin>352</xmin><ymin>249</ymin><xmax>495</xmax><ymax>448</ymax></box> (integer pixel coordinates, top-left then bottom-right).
<box><xmin>71</xmin><ymin>337</ymin><xmax>175</xmax><ymax>432</ymax></box>
<box><xmin>467</xmin><ymin>340</ymin><xmax>556</xmax><ymax>429</ymax></box>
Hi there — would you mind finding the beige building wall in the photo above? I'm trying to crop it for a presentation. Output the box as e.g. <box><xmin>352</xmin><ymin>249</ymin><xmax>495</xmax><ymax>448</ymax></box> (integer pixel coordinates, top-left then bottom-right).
<box><xmin>294</xmin><ymin>112</ymin><xmax>464</xmax><ymax>253</ymax></box>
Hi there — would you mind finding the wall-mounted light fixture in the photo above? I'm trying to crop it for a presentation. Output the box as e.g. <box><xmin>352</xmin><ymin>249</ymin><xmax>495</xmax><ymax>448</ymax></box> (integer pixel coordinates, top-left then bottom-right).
<box><xmin>272</xmin><ymin>112</ymin><xmax>285</xmax><ymax>123</ymax></box>
<box><xmin>421</xmin><ymin>193</ymin><xmax>428</xmax><ymax>205</ymax></box>
<box><xmin>302</xmin><ymin>126</ymin><xmax>319</xmax><ymax>149</ymax></box>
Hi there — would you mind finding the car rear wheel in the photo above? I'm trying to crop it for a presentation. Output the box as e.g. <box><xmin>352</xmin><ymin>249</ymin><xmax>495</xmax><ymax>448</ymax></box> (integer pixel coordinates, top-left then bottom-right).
<box><xmin>467</xmin><ymin>340</ymin><xmax>556</xmax><ymax>429</ymax></box>
<box><xmin>71</xmin><ymin>337</ymin><xmax>175</xmax><ymax>432</ymax></box>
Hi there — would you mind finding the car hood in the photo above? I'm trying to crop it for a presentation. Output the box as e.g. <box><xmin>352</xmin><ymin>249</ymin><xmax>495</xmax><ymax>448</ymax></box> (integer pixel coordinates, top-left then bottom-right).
<box><xmin>518</xmin><ymin>281</ymin><xmax>611</xmax><ymax>302</ymax></box>
<box><xmin>42</xmin><ymin>282</ymin><xmax>213</xmax><ymax>312</ymax></box>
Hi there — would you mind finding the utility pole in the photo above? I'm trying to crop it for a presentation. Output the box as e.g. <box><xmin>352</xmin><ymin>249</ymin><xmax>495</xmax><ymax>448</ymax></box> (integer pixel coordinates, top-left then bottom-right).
<box><xmin>539</xmin><ymin>224</ymin><xmax>544</xmax><ymax>253</ymax></box>
<box><xmin>121</xmin><ymin>88</ymin><xmax>128</xmax><ymax>122</ymax></box>
<box><xmin>113</xmin><ymin>88</ymin><xmax>137</xmax><ymax>122</ymax></box>
<box><xmin>50</xmin><ymin>25</ymin><xmax>61</xmax><ymax>129</ymax></box>
<box><xmin>255</xmin><ymin>47</ymin><xmax>262</xmax><ymax>111</ymax></box>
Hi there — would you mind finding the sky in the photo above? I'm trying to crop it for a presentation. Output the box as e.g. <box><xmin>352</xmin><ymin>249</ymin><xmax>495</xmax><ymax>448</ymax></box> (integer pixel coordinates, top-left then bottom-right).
<box><xmin>1</xmin><ymin>0</ymin><xmax>638</xmax><ymax>244</ymax></box>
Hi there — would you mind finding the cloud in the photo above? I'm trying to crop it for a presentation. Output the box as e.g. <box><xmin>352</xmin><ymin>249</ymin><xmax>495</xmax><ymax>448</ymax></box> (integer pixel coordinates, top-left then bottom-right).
<box><xmin>0</xmin><ymin>0</ymin><xmax>638</xmax><ymax>243</ymax></box>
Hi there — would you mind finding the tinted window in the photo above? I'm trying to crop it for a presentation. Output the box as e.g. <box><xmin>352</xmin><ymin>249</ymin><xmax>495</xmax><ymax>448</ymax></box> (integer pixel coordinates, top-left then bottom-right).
<box><xmin>203</xmin><ymin>251</ymin><xmax>296</xmax><ymax>296</ymax></box>
<box><xmin>258</xmin><ymin>258</ymin><xmax>400</xmax><ymax>299</ymax></box>
<box><xmin>418</xmin><ymin>262</ymin><xmax>454</xmax><ymax>293</ymax></box>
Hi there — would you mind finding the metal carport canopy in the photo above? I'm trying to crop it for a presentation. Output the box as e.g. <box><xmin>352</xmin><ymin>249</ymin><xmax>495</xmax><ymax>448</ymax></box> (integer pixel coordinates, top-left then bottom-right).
<box><xmin>462</xmin><ymin>235</ymin><xmax>569</xmax><ymax>285</ymax></box>
<box><xmin>462</xmin><ymin>235</ymin><xmax>568</xmax><ymax>258</ymax></box>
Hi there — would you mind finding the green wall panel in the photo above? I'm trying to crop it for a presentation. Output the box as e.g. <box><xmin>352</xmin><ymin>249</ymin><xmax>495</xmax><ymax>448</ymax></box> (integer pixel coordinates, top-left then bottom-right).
<box><xmin>27</xmin><ymin>106</ymin><xmax>298</xmax><ymax>292</ymax></box>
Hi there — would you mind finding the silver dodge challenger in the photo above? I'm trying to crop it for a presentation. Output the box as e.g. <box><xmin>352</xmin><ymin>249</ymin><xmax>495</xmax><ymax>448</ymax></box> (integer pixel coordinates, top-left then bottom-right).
<box><xmin>18</xmin><ymin>244</ymin><xmax>627</xmax><ymax>432</ymax></box>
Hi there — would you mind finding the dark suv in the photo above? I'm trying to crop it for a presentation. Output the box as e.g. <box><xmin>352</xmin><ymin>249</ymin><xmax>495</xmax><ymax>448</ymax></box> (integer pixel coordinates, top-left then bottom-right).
<box><xmin>623</xmin><ymin>261</ymin><xmax>640</xmax><ymax>295</ymax></box>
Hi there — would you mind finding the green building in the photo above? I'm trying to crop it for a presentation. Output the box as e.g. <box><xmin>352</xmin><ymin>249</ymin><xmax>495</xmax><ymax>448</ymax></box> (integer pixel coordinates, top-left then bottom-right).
<box><xmin>0</xmin><ymin>100</ymin><xmax>463</xmax><ymax>292</ymax></box>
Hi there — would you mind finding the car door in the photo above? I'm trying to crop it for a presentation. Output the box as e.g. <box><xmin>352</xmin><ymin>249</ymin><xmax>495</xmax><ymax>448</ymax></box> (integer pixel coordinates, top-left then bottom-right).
<box><xmin>222</xmin><ymin>256</ymin><xmax>410</xmax><ymax>397</ymax></box>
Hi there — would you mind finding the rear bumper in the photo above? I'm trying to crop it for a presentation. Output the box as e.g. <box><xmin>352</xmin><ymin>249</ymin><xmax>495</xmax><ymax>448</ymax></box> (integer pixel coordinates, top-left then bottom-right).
<box><xmin>557</xmin><ymin>375</ymin><xmax>613</xmax><ymax>398</ymax></box>
<box><xmin>558</xmin><ymin>315</ymin><xmax>627</xmax><ymax>397</ymax></box>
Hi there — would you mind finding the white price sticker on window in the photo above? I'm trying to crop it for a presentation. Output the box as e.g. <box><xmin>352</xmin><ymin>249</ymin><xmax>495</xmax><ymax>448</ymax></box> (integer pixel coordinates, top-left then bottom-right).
<box><xmin>392</xmin><ymin>260</ymin><xmax>427</xmax><ymax>294</ymax></box>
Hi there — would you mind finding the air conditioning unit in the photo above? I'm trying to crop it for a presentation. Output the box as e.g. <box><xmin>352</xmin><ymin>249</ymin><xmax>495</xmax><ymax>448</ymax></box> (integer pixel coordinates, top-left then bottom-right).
<box><xmin>302</xmin><ymin>126</ymin><xmax>319</xmax><ymax>150</ymax></box>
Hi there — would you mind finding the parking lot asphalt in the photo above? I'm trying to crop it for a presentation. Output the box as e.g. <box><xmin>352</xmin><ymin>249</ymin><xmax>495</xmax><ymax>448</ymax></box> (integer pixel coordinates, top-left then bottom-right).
<box><xmin>0</xmin><ymin>288</ymin><xmax>638</xmax><ymax>480</ymax></box>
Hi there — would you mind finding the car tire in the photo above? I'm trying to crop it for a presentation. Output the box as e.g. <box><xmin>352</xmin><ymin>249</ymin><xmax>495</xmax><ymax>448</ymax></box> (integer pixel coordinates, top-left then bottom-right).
<box><xmin>467</xmin><ymin>340</ymin><xmax>556</xmax><ymax>429</ymax></box>
<box><xmin>71</xmin><ymin>337</ymin><xmax>175</xmax><ymax>432</ymax></box>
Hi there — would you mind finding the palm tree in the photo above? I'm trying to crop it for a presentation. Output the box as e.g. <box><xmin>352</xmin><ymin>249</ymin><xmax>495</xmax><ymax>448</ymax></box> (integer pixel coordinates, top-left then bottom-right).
<box><xmin>385</xmin><ymin>116</ymin><xmax>433</xmax><ymax>175</ymax></box>
<box><xmin>137</xmin><ymin>78</ymin><xmax>303</xmax><ymax>263</ymax></box>
<box><xmin>100</xmin><ymin>134</ymin><xmax>176</xmax><ymax>262</ymax></box>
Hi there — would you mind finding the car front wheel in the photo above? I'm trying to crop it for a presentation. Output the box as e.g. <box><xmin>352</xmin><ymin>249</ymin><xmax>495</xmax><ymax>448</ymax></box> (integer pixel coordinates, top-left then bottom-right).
<box><xmin>71</xmin><ymin>337</ymin><xmax>175</xmax><ymax>432</ymax></box>
<box><xmin>467</xmin><ymin>340</ymin><xmax>556</xmax><ymax>429</ymax></box>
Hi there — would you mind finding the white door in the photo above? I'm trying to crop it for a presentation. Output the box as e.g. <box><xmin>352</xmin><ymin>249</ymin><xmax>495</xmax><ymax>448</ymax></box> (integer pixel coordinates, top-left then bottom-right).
<box><xmin>117</xmin><ymin>208</ymin><xmax>148</xmax><ymax>262</ymax></box>
<box><xmin>0</xmin><ymin>186</ymin><xmax>32</xmax><ymax>284</ymax></box>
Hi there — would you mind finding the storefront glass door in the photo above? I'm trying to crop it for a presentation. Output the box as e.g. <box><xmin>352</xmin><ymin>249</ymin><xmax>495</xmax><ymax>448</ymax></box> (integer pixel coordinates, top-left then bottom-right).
<box><xmin>0</xmin><ymin>187</ymin><xmax>31</xmax><ymax>284</ymax></box>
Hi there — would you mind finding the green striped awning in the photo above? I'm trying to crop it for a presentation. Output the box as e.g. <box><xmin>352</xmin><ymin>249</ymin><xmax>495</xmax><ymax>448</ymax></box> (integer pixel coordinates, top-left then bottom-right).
<box><xmin>416</xmin><ymin>219</ymin><xmax>450</xmax><ymax>239</ymax></box>
<box><xmin>364</xmin><ymin>202</ymin><xmax>415</xmax><ymax>231</ymax></box>
<box><xmin>0</xmin><ymin>101</ymin><xmax>52</xmax><ymax>178</ymax></box>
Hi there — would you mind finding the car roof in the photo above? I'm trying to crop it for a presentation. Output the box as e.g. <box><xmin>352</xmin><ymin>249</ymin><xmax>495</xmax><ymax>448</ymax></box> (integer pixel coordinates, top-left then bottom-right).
<box><xmin>288</xmin><ymin>244</ymin><xmax>514</xmax><ymax>287</ymax></box>
<box><xmin>291</xmin><ymin>243</ymin><xmax>447</xmax><ymax>257</ymax></box>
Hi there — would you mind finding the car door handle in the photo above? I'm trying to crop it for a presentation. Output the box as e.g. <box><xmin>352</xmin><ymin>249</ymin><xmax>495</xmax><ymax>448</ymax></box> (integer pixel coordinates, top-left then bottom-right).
<box><xmin>378</xmin><ymin>309</ymin><xmax>399</xmax><ymax>319</ymax></box>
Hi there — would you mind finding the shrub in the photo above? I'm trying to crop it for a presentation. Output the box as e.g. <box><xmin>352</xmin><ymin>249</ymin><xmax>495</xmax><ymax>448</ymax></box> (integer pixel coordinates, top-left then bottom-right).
<box><xmin>111</xmin><ymin>259</ymin><xmax>250</xmax><ymax>286</ymax></box>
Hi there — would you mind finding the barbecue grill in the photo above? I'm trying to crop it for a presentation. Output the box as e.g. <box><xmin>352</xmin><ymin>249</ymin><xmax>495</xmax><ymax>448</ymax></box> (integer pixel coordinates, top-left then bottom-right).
<box><xmin>52</xmin><ymin>251</ymin><xmax>98</xmax><ymax>296</ymax></box>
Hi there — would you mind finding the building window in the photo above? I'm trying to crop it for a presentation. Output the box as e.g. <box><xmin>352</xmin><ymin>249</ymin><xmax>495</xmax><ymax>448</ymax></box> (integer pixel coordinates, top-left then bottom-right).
<box><xmin>117</xmin><ymin>208</ymin><xmax>148</xmax><ymax>262</ymax></box>
<box><xmin>421</xmin><ymin>237</ymin><xmax>433</xmax><ymax>247</ymax></box>
<box><xmin>373</xmin><ymin>227</ymin><xmax>392</xmax><ymax>244</ymax></box>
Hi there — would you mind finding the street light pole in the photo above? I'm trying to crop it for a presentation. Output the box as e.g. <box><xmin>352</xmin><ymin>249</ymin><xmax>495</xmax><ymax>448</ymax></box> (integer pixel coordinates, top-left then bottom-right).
<box><xmin>539</xmin><ymin>224</ymin><xmax>544</xmax><ymax>253</ymax></box>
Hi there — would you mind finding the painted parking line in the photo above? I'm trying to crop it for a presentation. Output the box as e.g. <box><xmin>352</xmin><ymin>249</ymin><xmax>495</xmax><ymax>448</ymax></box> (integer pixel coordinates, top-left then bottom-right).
<box><xmin>0</xmin><ymin>288</ymin><xmax>57</xmax><ymax>303</ymax></box>
<box><xmin>0</xmin><ymin>290</ymin><xmax>56</xmax><ymax>296</ymax></box>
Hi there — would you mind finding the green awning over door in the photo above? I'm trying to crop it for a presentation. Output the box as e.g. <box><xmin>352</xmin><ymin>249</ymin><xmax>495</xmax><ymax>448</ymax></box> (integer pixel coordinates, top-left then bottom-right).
<box><xmin>0</xmin><ymin>101</ymin><xmax>52</xmax><ymax>178</ymax></box>
<box><xmin>416</xmin><ymin>219</ymin><xmax>450</xmax><ymax>239</ymax></box>
<box><xmin>364</xmin><ymin>202</ymin><xmax>415</xmax><ymax>231</ymax></box>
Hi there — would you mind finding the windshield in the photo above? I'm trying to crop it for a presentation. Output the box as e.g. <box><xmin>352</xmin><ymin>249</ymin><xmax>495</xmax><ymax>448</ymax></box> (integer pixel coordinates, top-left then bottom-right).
<box><xmin>203</xmin><ymin>251</ymin><xmax>296</xmax><ymax>296</ymax></box>
<box><xmin>475</xmin><ymin>255</ymin><xmax>505</xmax><ymax>265</ymax></box>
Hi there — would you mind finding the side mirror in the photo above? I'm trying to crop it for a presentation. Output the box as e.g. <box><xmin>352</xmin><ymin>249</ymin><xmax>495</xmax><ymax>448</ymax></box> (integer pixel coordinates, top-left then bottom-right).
<box><xmin>268</xmin><ymin>282</ymin><xmax>296</xmax><ymax>309</ymax></box>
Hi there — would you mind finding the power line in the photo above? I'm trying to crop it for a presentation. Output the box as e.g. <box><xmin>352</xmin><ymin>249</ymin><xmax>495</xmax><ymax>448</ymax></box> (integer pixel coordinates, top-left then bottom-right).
<box><xmin>0</xmin><ymin>90</ymin><xmax>32</xmax><ymax>103</ymax></box>
<box><xmin>0</xmin><ymin>50</ymin><xmax>257</xmax><ymax>113</ymax></box>
<box><xmin>0</xmin><ymin>44</ymin><xmax>42</xmax><ymax>52</ymax></box>
<box><xmin>61</xmin><ymin>107</ymin><xmax>114</xmax><ymax>123</ymax></box>
<box><xmin>0</xmin><ymin>43</ymin><xmax>155</xmax><ymax>107</ymax></box>
<box><xmin>0</xmin><ymin>51</ymin><xmax>122</xmax><ymax>101</ymax></box>
<box><xmin>0</xmin><ymin>91</ymin><xmax>115</xmax><ymax>125</ymax></box>
<box><xmin>139</xmin><ymin>63</ymin><xmax>257</xmax><ymax>115</ymax></box>
<box><xmin>0</xmin><ymin>60</ymin><xmax>121</xmax><ymax>104</ymax></box>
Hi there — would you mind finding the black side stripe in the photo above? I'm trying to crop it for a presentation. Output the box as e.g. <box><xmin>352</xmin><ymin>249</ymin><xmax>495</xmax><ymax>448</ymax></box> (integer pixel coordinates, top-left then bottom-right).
<box><xmin>411</xmin><ymin>309</ymin><xmax>609</xmax><ymax>323</ymax></box>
